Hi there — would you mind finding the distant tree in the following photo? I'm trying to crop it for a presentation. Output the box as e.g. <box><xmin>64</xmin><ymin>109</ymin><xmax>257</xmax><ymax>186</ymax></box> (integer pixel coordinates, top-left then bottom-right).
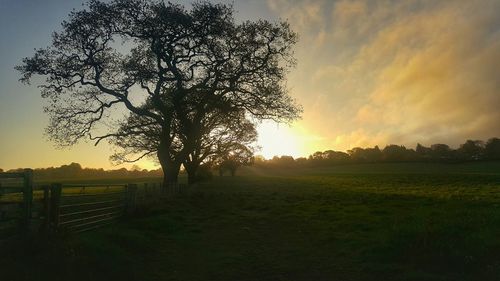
<box><xmin>17</xmin><ymin>0</ymin><xmax>300</xmax><ymax>188</ymax></box>
<box><xmin>183</xmin><ymin>109</ymin><xmax>258</xmax><ymax>184</ymax></box>
<box><xmin>266</xmin><ymin>155</ymin><xmax>295</xmax><ymax>167</ymax></box>
<box><xmin>458</xmin><ymin>140</ymin><xmax>484</xmax><ymax>160</ymax></box>
<box><xmin>363</xmin><ymin>146</ymin><xmax>382</xmax><ymax>162</ymax></box>
<box><xmin>415</xmin><ymin>143</ymin><xmax>432</xmax><ymax>160</ymax></box>
<box><xmin>0</xmin><ymin>168</ymin><xmax>3</xmax><ymax>173</ymax></box>
<box><xmin>382</xmin><ymin>145</ymin><xmax>412</xmax><ymax>162</ymax></box>
<box><xmin>28</xmin><ymin>163</ymin><xmax>162</xmax><ymax>180</ymax></box>
<box><xmin>295</xmin><ymin>157</ymin><xmax>308</xmax><ymax>166</ymax></box>
<box><xmin>348</xmin><ymin>147</ymin><xmax>367</xmax><ymax>163</ymax></box>
<box><xmin>277</xmin><ymin>156</ymin><xmax>295</xmax><ymax>167</ymax></box>
<box><xmin>308</xmin><ymin>152</ymin><xmax>322</xmax><ymax>161</ymax></box>
<box><xmin>322</xmin><ymin>150</ymin><xmax>350</xmax><ymax>164</ymax></box>
<box><xmin>430</xmin><ymin>144</ymin><xmax>453</xmax><ymax>160</ymax></box>
<box><xmin>485</xmin><ymin>138</ymin><xmax>500</xmax><ymax>160</ymax></box>
<box><xmin>216</xmin><ymin>144</ymin><xmax>254</xmax><ymax>176</ymax></box>
<box><xmin>308</xmin><ymin>150</ymin><xmax>349</xmax><ymax>166</ymax></box>
<box><xmin>56</xmin><ymin>162</ymin><xmax>83</xmax><ymax>178</ymax></box>
<box><xmin>110</xmin><ymin>168</ymin><xmax>129</xmax><ymax>178</ymax></box>
<box><xmin>349</xmin><ymin>146</ymin><xmax>386</xmax><ymax>163</ymax></box>
<box><xmin>253</xmin><ymin>155</ymin><xmax>266</xmax><ymax>167</ymax></box>
<box><xmin>193</xmin><ymin>163</ymin><xmax>214</xmax><ymax>182</ymax></box>
<box><xmin>130</xmin><ymin>165</ymin><xmax>142</xmax><ymax>172</ymax></box>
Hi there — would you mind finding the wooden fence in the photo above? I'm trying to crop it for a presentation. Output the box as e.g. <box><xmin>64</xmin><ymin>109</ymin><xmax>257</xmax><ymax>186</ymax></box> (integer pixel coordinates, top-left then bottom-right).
<box><xmin>0</xmin><ymin>171</ymin><xmax>186</xmax><ymax>237</ymax></box>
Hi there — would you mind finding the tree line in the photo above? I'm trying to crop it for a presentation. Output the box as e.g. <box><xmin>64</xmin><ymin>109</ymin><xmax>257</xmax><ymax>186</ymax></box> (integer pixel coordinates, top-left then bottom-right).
<box><xmin>254</xmin><ymin>138</ymin><xmax>500</xmax><ymax>168</ymax></box>
<box><xmin>2</xmin><ymin>163</ymin><xmax>163</xmax><ymax>181</ymax></box>
<box><xmin>1</xmin><ymin>138</ymin><xmax>499</xmax><ymax>180</ymax></box>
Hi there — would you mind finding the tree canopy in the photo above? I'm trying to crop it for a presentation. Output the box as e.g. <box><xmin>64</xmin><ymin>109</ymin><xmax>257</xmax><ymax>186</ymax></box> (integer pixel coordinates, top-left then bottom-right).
<box><xmin>17</xmin><ymin>0</ymin><xmax>301</xmax><ymax>185</ymax></box>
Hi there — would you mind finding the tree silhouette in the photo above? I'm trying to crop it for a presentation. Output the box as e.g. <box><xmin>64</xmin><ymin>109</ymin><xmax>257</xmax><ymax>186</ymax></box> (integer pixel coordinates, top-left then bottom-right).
<box><xmin>17</xmin><ymin>0</ymin><xmax>301</xmax><ymax>186</ymax></box>
<box><xmin>310</xmin><ymin>150</ymin><xmax>349</xmax><ymax>165</ymax></box>
<box><xmin>485</xmin><ymin>138</ymin><xmax>500</xmax><ymax>159</ymax></box>
<box><xmin>416</xmin><ymin>143</ymin><xmax>432</xmax><ymax>160</ymax></box>
<box><xmin>458</xmin><ymin>140</ymin><xmax>484</xmax><ymax>160</ymax></box>
<box><xmin>382</xmin><ymin>145</ymin><xmax>415</xmax><ymax>162</ymax></box>
<box><xmin>106</xmin><ymin>99</ymin><xmax>257</xmax><ymax>184</ymax></box>
<box><xmin>183</xmin><ymin>109</ymin><xmax>257</xmax><ymax>183</ymax></box>
<box><xmin>215</xmin><ymin>143</ymin><xmax>254</xmax><ymax>176</ymax></box>
<box><xmin>430</xmin><ymin>144</ymin><xmax>453</xmax><ymax>160</ymax></box>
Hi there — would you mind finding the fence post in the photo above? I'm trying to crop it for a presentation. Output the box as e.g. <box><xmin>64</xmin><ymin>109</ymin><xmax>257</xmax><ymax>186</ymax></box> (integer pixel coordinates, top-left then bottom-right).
<box><xmin>50</xmin><ymin>183</ymin><xmax>62</xmax><ymax>230</ymax></box>
<box><xmin>22</xmin><ymin>169</ymin><xmax>33</xmax><ymax>231</ymax></box>
<box><xmin>41</xmin><ymin>185</ymin><xmax>50</xmax><ymax>232</ymax></box>
<box><xmin>0</xmin><ymin>182</ymin><xmax>4</xmax><ymax>221</ymax></box>
<box><xmin>126</xmin><ymin>184</ymin><xmax>138</xmax><ymax>215</ymax></box>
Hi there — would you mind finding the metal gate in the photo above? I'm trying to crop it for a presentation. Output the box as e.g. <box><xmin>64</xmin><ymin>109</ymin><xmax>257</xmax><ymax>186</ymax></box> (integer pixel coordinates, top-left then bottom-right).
<box><xmin>47</xmin><ymin>184</ymin><xmax>129</xmax><ymax>233</ymax></box>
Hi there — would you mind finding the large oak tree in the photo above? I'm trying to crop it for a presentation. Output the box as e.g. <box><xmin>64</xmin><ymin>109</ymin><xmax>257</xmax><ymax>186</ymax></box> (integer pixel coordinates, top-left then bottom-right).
<box><xmin>110</xmin><ymin>102</ymin><xmax>257</xmax><ymax>184</ymax></box>
<box><xmin>17</xmin><ymin>0</ymin><xmax>301</xmax><ymax>186</ymax></box>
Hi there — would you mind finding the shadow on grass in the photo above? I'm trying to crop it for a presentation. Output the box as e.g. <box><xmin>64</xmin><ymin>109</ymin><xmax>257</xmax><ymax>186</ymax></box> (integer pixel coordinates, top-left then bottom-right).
<box><xmin>2</xmin><ymin>173</ymin><xmax>500</xmax><ymax>281</ymax></box>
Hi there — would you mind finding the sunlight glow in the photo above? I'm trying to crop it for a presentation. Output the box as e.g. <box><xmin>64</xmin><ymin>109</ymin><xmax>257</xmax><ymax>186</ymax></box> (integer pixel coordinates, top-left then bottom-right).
<box><xmin>133</xmin><ymin>159</ymin><xmax>160</xmax><ymax>171</ymax></box>
<box><xmin>256</xmin><ymin>121</ymin><xmax>302</xmax><ymax>159</ymax></box>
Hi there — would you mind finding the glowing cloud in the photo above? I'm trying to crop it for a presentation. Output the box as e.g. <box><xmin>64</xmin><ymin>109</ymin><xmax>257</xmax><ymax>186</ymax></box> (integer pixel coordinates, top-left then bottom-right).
<box><xmin>268</xmin><ymin>0</ymin><xmax>500</xmax><ymax>152</ymax></box>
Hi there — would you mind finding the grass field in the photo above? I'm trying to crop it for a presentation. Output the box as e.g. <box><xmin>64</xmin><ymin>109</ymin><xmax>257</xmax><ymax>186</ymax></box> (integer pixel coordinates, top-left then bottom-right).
<box><xmin>1</xmin><ymin>162</ymin><xmax>500</xmax><ymax>281</ymax></box>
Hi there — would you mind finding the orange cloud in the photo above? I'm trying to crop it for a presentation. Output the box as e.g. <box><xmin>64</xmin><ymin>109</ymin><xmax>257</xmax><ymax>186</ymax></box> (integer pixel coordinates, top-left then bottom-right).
<box><xmin>268</xmin><ymin>0</ymin><xmax>500</xmax><ymax>152</ymax></box>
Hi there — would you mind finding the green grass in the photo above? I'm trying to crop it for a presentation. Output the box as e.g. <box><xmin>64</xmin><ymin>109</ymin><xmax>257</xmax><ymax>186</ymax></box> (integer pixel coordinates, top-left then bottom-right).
<box><xmin>2</xmin><ymin>162</ymin><xmax>500</xmax><ymax>281</ymax></box>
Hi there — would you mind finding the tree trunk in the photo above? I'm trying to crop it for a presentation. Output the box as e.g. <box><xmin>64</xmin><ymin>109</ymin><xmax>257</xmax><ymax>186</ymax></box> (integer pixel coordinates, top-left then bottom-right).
<box><xmin>159</xmin><ymin>160</ymin><xmax>181</xmax><ymax>191</ymax></box>
<box><xmin>184</xmin><ymin>161</ymin><xmax>199</xmax><ymax>185</ymax></box>
<box><xmin>187</xmin><ymin>169</ymin><xmax>197</xmax><ymax>185</ymax></box>
<box><xmin>157</xmin><ymin>131</ymin><xmax>181</xmax><ymax>191</ymax></box>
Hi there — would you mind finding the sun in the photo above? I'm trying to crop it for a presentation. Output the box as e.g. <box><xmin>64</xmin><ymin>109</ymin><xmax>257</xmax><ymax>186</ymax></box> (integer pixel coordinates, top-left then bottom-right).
<box><xmin>256</xmin><ymin>121</ymin><xmax>302</xmax><ymax>159</ymax></box>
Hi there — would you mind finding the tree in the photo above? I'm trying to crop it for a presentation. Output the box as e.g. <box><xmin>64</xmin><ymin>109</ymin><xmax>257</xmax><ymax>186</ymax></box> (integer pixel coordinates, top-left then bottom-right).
<box><xmin>320</xmin><ymin>150</ymin><xmax>350</xmax><ymax>164</ymax></box>
<box><xmin>415</xmin><ymin>143</ymin><xmax>432</xmax><ymax>160</ymax></box>
<box><xmin>348</xmin><ymin>147</ymin><xmax>367</xmax><ymax>163</ymax></box>
<box><xmin>216</xmin><ymin>143</ymin><xmax>254</xmax><ymax>176</ymax></box>
<box><xmin>109</xmin><ymin>103</ymin><xmax>257</xmax><ymax>184</ymax></box>
<box><xmin>381</xmin><ymin>145</ymin><xmax>416</xmax><ymax>162</ymax></box>
<box><xmin>458</xmin><ymin>140</ymin><xmax>484</xmax><ymax>160</ymax></box>
<box><xmin>361</xmin><ymin>146</ymin><xmax>382</xmax><ymax>162</ymax></box>
<box><xmin>17</xmin><ymin>0</ymin><xmax>301</xmax><ymax>186</ymax></box>
<box><xmin>430</xmin><ymin>143</ymin><xmax>453</xmax><ymax>160</ymax></box>
<box><xmin>183</xmin><ymin>109</ymin><xmax>257</xmax><ymax>183</ymax></box>
<box><xmin>485</xmin><ymin>138</ymin><xmax>500</xmax><ymax>160</ymax></box>
<box><xmin>268</xmin><ymin>155</ymin><xmax>295</xmax><ymax>167</ymax></box>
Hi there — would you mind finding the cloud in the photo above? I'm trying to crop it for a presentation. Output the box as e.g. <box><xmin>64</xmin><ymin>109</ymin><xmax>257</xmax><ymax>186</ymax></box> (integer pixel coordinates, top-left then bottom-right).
<box><xmin>268</xmin><ymin>0</ymin><xmax>500</xmax><ymax>152</ymax></box>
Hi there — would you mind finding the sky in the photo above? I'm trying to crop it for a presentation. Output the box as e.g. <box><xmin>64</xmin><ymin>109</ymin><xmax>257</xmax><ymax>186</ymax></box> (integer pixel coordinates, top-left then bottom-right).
<box><xmin>0</xmin><ymin>0</ymin><xmax>499</xmax><ymax>170</ymax></box>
